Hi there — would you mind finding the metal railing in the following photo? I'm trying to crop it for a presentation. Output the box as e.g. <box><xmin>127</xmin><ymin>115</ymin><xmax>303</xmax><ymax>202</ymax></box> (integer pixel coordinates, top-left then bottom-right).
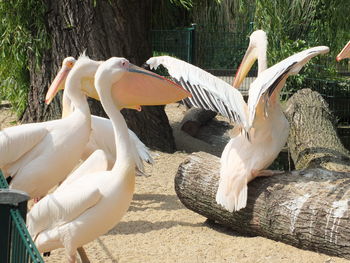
<box><xmin>0</xmin><ymin>171</ymin><xmax>44</xmax><ymax>263</ymax></box>
<box><xmin>151</xmin><ymin>26</ymin><xmax>195</xmax><ymax>63</ymax></box>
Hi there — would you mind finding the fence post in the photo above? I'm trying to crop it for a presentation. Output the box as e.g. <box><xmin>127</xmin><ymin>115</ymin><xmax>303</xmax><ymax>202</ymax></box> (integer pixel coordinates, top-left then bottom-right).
<box><xmin>0</xmin><ymin>189</ymin><xmax>29</xmax><ymax>263</ymax></box>
<box><xmin>249</xmin><ymin>21</ymin><xmax>254</xmax><ymax>32</ymax></box>
<box><xmin>189</xmin><ymin>23</ymin><xmax>197</xmax><ymax>65</ymax></box>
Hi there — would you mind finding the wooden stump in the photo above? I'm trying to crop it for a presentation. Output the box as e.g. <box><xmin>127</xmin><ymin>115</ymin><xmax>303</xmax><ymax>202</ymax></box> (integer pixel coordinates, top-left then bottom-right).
<box><xmin>174</xmin><ymin>89</ymin><xmax>350</xmax><ymax>260</ymax></box>
<box><xmin>285</xmin><ymin>89</ymin><xmax>350</xmax><ymax>171</ymax></box>
<box><xmin>180</xmin><ymin>108</ymin><xmax>217</xmax><ymax>137</ymax></box>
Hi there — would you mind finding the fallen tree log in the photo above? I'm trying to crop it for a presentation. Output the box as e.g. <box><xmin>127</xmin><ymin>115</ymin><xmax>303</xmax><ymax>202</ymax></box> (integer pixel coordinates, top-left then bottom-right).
<box><xmin>180</xmin><ymin>108</ymin><xmax>217</xmax><ymax>137</ymax></box>
<box><xmin>285</xmin><ymin>89</ymin><xmax>350</xmax><ymax>171</ymax></box>
<box><xmin>175</xmin><ymin>89</ymin><xmax>350</xmax><ymax>260</ymax></box>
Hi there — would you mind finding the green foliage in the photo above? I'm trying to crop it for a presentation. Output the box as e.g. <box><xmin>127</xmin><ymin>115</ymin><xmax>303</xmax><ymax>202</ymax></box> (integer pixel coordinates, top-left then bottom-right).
<box><xmin>190</xmin><ymin>0</ymin><xmax>254</xmax><ymax>29</ymax></box>
<box><xmin>151</xmin><ymin>0</ymin><xmax>191</xmax><ymax>29</ymax></box>
<box><xmin>170</xmin><ymin>0</ymin><xmax>193</xmax><ymax>9</ymax></box>
<box><xmin>246</xmin><ymin>0</ymin><xmax>350</xmax><ymax>97</ymax></box>
<box><xmin>268</xmin><ymin>39</ymin><xmax>334</xmax><ymax>96</ymax></box>
<box><xmin>186</xmin><ymin>0</ymin><xmax>255</xmax><ymax>69</ymax></box>
<box><xmin>0</xmin><ymin>0</ymin><xmax>49</xmax><ymax>116</ymax></box>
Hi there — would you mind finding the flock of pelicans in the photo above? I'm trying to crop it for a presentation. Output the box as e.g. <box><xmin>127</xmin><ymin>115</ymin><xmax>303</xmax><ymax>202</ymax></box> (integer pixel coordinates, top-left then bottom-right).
<box><xmin>0</xmin><ymin>30</ymin><xmax>349</xmax><ymax>262</ymax></box>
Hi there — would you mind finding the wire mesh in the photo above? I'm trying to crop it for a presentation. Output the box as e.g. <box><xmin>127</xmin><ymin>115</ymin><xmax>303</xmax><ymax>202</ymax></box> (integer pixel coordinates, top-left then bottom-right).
<box><xmin>10</xmin><ymin>209</ymin><xmax>43</xmax><ymax>263</ymax></box>
<box><xmin>0</xmin><ymin>171</ymin><xmax>44</xmax><ymax>263</ymax></box>
<box><xmin>151</xmin><ymin>27</ymin><xmax>194</xmax><ymax>63</ymax></box>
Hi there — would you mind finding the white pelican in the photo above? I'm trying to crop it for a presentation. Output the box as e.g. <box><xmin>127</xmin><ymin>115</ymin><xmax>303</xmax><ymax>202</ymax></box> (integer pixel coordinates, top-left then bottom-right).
<box><xmin>336</xmin><ymin>41</ymin><xmax>350</xmax><ymax>61</ymax></box>
<box><xmin>1</xmin><ymin>55</ymin><xmax>100</xmax><ymax>199</ymax></box>
<box><xmin>146</xmin><ymin>42</ymin><xmax>329</xmax><ymax>211</ymax></box>
<box><xmin>46</xmin><ymin>57</ymin><xmax>154</xmax><ymax>173</ymax></box>
<box><xmin>26</xmin><ymin>57</ymin><xmax>190</xmax><ymax>263</ymax></box>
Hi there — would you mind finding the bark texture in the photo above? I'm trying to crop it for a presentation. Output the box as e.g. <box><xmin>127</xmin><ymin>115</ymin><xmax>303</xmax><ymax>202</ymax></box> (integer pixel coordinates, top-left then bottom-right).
<box><xmin>180</xmin><ymin>108</ymin><xmax>217</xmax><ymax>137</ymax></box>
<box><xmin>285</xmin><ymin>89</ymin><xmax>350</xmax><ymax>171</ymax></box>
<box><xmin>174</xmin><ymin>89</ymin><xmax>350</xmax><ymax>260</ymax></box>
<box><xmin>22</xmin><ymin>0</ymin><xmax>176</xmax><ymax>152</ymax></box>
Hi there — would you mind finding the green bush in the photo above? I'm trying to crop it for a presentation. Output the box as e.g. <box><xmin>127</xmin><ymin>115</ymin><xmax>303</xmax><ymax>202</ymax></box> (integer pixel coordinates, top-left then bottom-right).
<box><xmin>0</xmin><ymin>0</ymin><xmax>49</xmax><ymax>116</ymax></box>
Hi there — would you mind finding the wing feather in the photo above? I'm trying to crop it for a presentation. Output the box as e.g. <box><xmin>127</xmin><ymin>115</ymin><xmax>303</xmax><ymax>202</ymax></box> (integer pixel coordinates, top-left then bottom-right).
<box><xmin>247</xmin><ymin>46</ymin><xmax>329</xmax><ymax>127</ymax></box>
<box><xmin>82</xmin><ymin>115</ymin><xmax>153</xmax><ymax>172</ymax></box>
<box><xmin>146</xmin><ymin>56</ymin><xmax>248</xmax><ymax>129</ymax></box>
<box><xmin>56</xmin><ymin>149</ymin><xmax>108</xmax><ymax>191</ymax></box>
<box><xmin>0</xmin><ymin>123</ymin><xmax>48</xmax><ymax>168</ymax></box>
<box><xmin>27</xmin><ymin>181</ymin><xmax>102</xmax><ymax>239</ymax></box>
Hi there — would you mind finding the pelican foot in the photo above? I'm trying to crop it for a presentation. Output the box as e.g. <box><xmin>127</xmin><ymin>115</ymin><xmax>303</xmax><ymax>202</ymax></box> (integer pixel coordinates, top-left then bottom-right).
<box><xmin>252</xmin><ymin>169</ymin><xmax>284</xmax><ymax>178</ymax></box>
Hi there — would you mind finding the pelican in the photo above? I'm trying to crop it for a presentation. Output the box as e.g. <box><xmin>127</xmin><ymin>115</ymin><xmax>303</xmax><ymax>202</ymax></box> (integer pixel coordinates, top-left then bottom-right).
<box><xmin>46</xmin><ymin>57</ymin><xmax>154</xmax><ymax>173</ymax></box>
<box><xmin>146</xmin><ymin>39</ymin><xmax>329</xmax><ymax>211</ymax></box>
<box><xmin>26</xmin><ymin>57</ymin><xmax>190</xmax><ymax>263</ymax></box>
<box><xmin>336</xmin><ymin>41</ymin><xmax>350</xmax><ymax>61</ymax></box>
<box><xmin>0</xmin><ymin>55</ymin><xmax>100</xmax><ymax>199</ymax></box>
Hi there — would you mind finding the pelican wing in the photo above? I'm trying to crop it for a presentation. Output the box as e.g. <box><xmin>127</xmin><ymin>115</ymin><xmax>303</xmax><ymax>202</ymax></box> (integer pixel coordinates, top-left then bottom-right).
<box><xmin>128</xmin><ymin>129</ymin><xmax>154</xmax><ymax>174</ymax></box>
<box><xmin>56</xmin><ymin>149</ymin><xmax>108</xmax><ymax>191</ymax></box>
<box><xmin>27</xmin><ymin>180</ymin><xmax>102</xmax><ymax>239</ymax></box>
<box><xmin>247</xmin><ymin>46</ymin><xmax>329</xmax><ymax>127</ymax></box>
<box><xmin>83</xmin><ymin>115</ymin><xmax>153</xmax><ymax>172</ymax></box>
<box><xmin>146</xmin><ymin>56</ymin><xmax>248</xmax><ymax>128</ymax></box>
<box><xmin>0</xmin><ymin>123</ymin><xmax>48</xmax><ymax>168</ymax></box>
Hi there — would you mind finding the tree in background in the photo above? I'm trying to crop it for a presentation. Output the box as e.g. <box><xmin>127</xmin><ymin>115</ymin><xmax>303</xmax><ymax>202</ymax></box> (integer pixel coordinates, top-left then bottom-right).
<box><xmin>0</xmin><ymin>0</ymin><xmax>185</xmax><ymax>152</ymax></box>
<box><xmin>251</xmin><ymin>0</ymin><xmax>350</xmax><ymax>78</ymax></box>
<box><xmin>0</xmin><ymin>1</ymin><xmax>48</xmax><ymax>117</ymax></box>
<box><xmin>2</xmin><ymin>0</ymin><xmax>350</xmax><ymax>151</ymax></box>
<box><xmin>0</xmin><ymin>0</ymin><xmax>238</xmax><ymax>152</ymax></box>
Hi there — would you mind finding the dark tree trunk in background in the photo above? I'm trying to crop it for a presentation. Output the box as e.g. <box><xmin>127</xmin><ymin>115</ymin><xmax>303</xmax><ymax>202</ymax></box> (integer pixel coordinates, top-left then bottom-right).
<box><xmin>21</xmin><ymin>0</ymin><xmax>176</xmax><ymax>152</ymax></box>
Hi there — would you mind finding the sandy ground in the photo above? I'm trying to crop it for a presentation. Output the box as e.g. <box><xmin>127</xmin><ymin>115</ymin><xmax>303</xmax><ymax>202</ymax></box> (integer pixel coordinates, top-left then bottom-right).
<box><xmin>1</xmin><ymin>103</ymin><xmax>349</xmax><ymax>263</ymax></box>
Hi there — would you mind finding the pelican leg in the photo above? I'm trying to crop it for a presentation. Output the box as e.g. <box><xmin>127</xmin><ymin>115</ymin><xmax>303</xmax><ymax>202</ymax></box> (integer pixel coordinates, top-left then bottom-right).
<box><xmin>251</xmin><ymin>169</ymin><xmax>284</xmax><ymax>178</ymax></box>
<box><xmin>6</xmin><ymin>176</ymin><xmax>12</xmax><ymax>184</ymax></box>
<box><xmin>77</xmin><ymin>247</ymin><xmax>90</xmax><ymax>263</ymax></box>
<box><xmin>67</xmin><ymin>253</ymin><xmax>76</xmax><ymax>263</ymax></box>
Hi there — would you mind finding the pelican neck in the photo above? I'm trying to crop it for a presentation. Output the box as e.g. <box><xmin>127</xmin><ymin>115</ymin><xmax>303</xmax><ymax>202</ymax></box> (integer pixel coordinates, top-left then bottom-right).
<box><xmin>95</xmin><ymin>81</ymin><xmax>134</xmax><ymax>172</ymax></box>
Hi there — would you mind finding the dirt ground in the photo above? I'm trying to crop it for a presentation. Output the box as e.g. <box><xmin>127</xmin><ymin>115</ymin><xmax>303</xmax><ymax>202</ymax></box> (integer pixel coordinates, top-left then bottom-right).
<box><xmin>1</xmin><ymin>103</ymin><xmax>349</xmax><ymax>263</ymax></box>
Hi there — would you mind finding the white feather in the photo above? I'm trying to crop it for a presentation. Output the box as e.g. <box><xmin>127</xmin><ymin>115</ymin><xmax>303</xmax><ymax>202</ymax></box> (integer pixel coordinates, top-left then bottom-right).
<box><xmin>146</xmin><ymin>56</ymin><xmax>249</xmax><ymax>129</ymax></box>
<box><xmin>248</xmin><ymin>46</ymin><xmax>330</xmax><ymax>128</ymax></box>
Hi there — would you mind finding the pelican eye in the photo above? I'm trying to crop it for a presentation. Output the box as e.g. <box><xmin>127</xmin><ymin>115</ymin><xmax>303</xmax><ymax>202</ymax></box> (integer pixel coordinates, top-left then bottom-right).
<box><xmin>121</xmin><ymin>60</ymin><xmax>129</xmax><ymax>67</ymax></box>
<box><xmin>66</xmin><ymin>61</ymin><xmax>74</xmax><ymax>68</ymax></box>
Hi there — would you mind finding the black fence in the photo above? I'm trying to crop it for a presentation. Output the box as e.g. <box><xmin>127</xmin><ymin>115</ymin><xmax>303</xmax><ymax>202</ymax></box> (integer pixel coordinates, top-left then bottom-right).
<box><xmin>151</xmin><ymin>25</ymin><xmax>350</xmax><ymax>150</ymax></box>
<box><xmin>0</xmin><ymin>171</ymin><xmax>44</xmax><ymax>263</ymax></box>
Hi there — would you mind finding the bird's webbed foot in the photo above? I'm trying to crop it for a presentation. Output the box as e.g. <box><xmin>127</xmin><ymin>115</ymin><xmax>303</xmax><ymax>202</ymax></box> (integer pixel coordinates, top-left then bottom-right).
<box><xmin>251</xmin><ymin>169</ymin><xmax>284</xmax><ymax>178</ymax></box>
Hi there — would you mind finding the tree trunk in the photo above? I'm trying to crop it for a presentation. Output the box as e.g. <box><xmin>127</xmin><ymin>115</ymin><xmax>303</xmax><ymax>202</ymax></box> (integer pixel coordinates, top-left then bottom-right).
<box><xmin>180</xmin><ymin>108</ymin><xmax>217</xmax><ymax>137</ymax></box>
<box><xmin>21</xmin><ymin>0</ymin><xmax>177</xmax><ymax>152</ymax></box>
<box><xmin>174</xmin><ymin>89</ymin><xmax>350</xmax><ymax>260</ymax></box>
<box><xmin>285</xmin><ymin>89</ymin><xmax>350</xmax><ymax>171</ymax></box>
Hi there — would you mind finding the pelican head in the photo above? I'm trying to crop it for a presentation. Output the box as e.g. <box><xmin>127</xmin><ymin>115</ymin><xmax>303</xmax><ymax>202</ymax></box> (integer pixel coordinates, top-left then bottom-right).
<box><xmin>45</xmin><ymin>57</ymin><xmax>76</xmax><ymax>104</ymax></box>
<box><xmin>336</xmin><ymin>41</ymin><xmax>350</xmax><ymax>62</ymax></box>
<box><xmin>45</xmin><ymin>55</ymin><xmax>102</xmax><ymax>105</ymax></box>
<box><xmin>233</xmin><ymin>30</ymin><xmax>268</xmax><ymax>88</ymax></box>
<box><xmin>95</xmin><ymin>57</ymin><xmax>191</xmax><ymax>110</ymax></box>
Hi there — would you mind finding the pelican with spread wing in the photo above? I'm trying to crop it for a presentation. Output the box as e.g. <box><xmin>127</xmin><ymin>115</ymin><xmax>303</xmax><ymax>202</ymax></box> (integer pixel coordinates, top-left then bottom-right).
<box><xmin>147</xmin><ymin>35</ymin><xmax>329</xmax><ymax>211</ymax></box>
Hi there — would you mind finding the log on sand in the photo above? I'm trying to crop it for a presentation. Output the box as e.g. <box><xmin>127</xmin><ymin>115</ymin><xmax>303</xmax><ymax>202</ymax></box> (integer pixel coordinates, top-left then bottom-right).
<box><xmin>180</xmin><ymin>108</ymin><xmax>217</xmax><ymax>137</ymax></box>
<box><xmin>174</xmin><ymin>89</ymin><xmax>350</xmax><ymax>260</ymax></box>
